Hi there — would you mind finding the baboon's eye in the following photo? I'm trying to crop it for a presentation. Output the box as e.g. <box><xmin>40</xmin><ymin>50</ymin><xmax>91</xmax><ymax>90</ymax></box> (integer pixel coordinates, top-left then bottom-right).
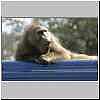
<box><xmin>38</xmin><ymin>30</ymin><xmax>47</xmax><ymax>35</ymax></box>
<box><xmin>38</xmin><ymin>31</ymin><xmax>44</xmax><ymax>35</ymax></box>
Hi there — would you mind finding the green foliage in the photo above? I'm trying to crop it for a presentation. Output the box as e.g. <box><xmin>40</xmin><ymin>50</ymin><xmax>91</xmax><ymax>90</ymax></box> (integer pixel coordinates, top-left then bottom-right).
<box><xmin>38</xmin><ymin>18</ymin><xmax>98</xmax><ymax>55</ymax></box>
<box><xmin>2</xmin><ymin>17</ymin><xmax>98</xmax><ymax>60</ymax></box>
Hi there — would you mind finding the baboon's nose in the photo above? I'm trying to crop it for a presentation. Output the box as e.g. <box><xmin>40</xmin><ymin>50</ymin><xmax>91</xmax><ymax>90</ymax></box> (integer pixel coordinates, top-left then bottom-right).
<box><xmin>47</xmin><ymin>41</ymin><xmax>51</xmax><ymax>44</ymax></box>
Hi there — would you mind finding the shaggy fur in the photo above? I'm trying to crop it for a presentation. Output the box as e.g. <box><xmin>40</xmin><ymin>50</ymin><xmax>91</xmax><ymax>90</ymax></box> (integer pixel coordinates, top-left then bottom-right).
<box><xmin>15</xmin><ymin>23</ymin><xmax>97</xmax><ymax>64</ymax></box>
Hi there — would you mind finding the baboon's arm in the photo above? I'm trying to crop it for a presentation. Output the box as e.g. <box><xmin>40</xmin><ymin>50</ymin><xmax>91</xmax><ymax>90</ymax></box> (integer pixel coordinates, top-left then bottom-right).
<box><xmin>40</xmin><ymin>45</ymin><xmax>97</xmax><ymax>63</ymax></box>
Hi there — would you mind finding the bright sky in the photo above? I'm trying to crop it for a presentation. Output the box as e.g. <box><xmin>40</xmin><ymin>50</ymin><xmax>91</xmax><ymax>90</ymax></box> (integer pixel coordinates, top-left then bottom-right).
<box><xmin>2</xmin><ymin>18</ymin><xmax>33</xmax><ymax>34</ymax></box>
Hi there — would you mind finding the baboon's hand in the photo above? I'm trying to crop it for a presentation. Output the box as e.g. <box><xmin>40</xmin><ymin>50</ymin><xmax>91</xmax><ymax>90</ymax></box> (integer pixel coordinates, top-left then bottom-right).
<box><xmin>34</xmin><ymin>56</ymin><xmax>54</xmax><ymax>64</ymax></box>
<box><xmin>35</xmin><ymin>58</ymin><xmax>49</xmax><ymax>64</ymax></box>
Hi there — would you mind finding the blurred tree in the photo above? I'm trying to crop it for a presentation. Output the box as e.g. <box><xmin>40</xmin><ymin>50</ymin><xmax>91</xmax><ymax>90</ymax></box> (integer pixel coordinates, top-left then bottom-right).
<box><xmin>2</xmin><ymin>17</ymin><xmax>98</xmax><ymax>60</ymax></box>
<box><xmin>39</xmin><ymin>18</ymin><xmax>98</xmax><ymax>55</ymax></box>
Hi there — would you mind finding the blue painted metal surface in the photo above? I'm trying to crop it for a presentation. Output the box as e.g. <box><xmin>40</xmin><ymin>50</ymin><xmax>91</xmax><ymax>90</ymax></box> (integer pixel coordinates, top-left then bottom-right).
<box><xmin>2</xmin><ymin>60</ymin><xmax>98</xmax><ymax>81</ymax></box>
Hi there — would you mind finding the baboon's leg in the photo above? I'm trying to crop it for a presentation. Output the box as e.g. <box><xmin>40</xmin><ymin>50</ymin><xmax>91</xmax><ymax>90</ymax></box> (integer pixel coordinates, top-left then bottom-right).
<box><xmin>40</xmin><ymin>51</ymin><xmax>97</xmax><ymax>63</ymax></box>
<box><xmin>71</xmin><ymin>53</ymin><xmax>97</xmax><ymax>60</ymax></box>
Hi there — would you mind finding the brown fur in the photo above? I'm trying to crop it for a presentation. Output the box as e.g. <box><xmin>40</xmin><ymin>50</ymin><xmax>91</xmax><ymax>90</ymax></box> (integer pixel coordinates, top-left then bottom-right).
<box><xmin>15</xmin><ymin>23</ymin><xmax>97</xmax><ymax>64</ymax></box>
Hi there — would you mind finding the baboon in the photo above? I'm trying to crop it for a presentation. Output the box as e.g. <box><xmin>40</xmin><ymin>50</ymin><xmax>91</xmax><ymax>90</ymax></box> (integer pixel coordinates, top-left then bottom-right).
<box><xmin>15</xmin><ymin>23</ymin><xmax>97</xmax><ymax>64</ymax></box>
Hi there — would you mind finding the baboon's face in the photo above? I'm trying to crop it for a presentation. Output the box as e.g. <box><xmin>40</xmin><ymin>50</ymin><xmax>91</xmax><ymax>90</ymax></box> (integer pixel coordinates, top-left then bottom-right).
<box><xmin>28</xmin><ymin>26</ymin><xmax>52</xmax><ymax>54</ymax></box>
